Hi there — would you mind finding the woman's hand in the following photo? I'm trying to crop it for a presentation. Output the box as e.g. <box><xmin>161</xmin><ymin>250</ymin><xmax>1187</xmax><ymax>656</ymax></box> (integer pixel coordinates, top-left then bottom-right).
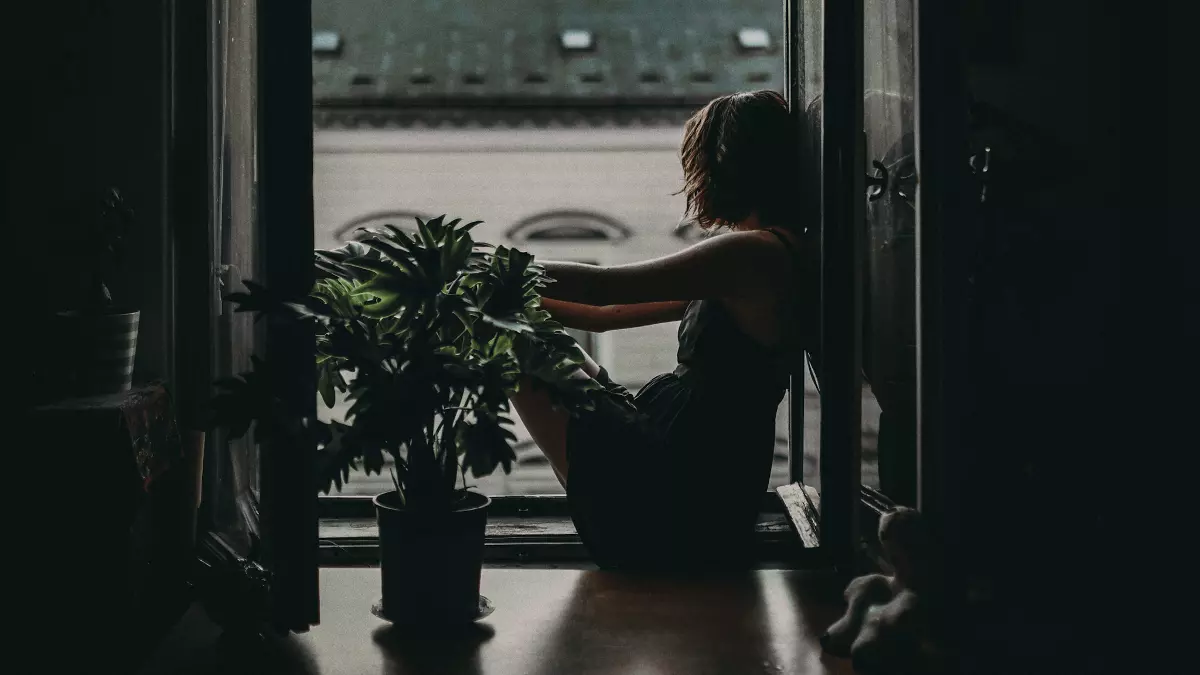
<box><xmin>541</xmin><ymin>298</ymin><xmax>689</xmax><ymax>333</ymax></box>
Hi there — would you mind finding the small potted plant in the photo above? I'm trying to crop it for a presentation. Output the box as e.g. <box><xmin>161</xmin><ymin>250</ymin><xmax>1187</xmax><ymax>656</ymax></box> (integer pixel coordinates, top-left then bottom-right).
<box><xmin>55</xmin><ymin>187</ymin><xmax>141</xmax><ymax>397</ymax></box>
<box><xmin>211</xmin><ymin>216</ymin><xmax>600</xmax><ymax>625</ymax></box>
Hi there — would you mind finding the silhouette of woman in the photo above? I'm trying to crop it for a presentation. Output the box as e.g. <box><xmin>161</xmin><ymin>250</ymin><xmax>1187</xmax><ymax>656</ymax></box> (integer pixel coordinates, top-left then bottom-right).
<box><xmin>511</xmin><ymin>91</ymin><xmax>820</xmax><ymax>572</ymax></box>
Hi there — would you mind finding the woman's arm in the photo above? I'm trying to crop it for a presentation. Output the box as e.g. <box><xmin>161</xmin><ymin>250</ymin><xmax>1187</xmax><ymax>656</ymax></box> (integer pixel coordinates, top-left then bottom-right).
<box><xmin>541</xmin><ymin>298</ymin><xmax>689</xmax><ymax>333</ymax></box>
<box><xmin>538</xmin><ymin>231</ymin><xmax>789</xmax><ymax>306</ymax></box>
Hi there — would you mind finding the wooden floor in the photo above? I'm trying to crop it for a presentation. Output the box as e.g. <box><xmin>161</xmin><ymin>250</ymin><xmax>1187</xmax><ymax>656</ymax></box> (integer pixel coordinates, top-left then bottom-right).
<box><xmin>141</xmin><ymin>567</ymin><xmax>857</xmax><ymax>675</ymax></box>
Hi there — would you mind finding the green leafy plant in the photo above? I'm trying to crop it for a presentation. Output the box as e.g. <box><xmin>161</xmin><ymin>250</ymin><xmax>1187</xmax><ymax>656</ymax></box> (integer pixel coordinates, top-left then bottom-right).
<box><xmin>211</xmin><ymin>215</ymin><xmax>612</xmax><ymax>512</ymax></box>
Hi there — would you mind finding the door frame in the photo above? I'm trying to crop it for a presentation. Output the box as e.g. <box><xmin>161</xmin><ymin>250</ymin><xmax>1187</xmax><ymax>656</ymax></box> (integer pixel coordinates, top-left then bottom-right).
<box><xmin>786</xmin><ymin>0</ymin><xmax>867</xmax><ymax>574</ymax></box>
<box><xmin>914</xmin><ymin>0</ymin><xmax>971</xmax><ymax>600</ymax></box>
<box><xmin>257</xmin><ymin>0</ymin><xmax>321</xmax><ymax>631</ymax></box>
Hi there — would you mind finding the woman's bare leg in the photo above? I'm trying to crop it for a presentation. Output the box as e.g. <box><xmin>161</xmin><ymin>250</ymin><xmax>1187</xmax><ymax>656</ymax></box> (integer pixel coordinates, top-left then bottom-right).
<box><xmin>509</xmin><ymin>349</ymin><xmax>602</xmax><ymax>488</ymax></box>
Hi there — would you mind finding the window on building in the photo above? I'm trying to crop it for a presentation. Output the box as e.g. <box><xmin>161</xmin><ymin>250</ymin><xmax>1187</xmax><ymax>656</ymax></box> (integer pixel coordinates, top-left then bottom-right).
<box><xmin>736</xmin><ymin>27</ymin><xmax>772</xmax><ymax>51</ymax></box>
<box><xmin>334</xmin><ymin>211</ymin><xmax>429</xmax><ymax>242</ymax></box>
<box><xmin>559</xmin><ymin>29</ymin><xmax>595</xmax><ymax>52</ymax></box>
<box><xmin>312</xmin><ymin>30</ymin><xmax>342</xmax><ymax>56</ymax></box>
<box><xmin>507</xmin><ymin>211</ymin><xmax>631</xmax><ymax>243</ymax></box>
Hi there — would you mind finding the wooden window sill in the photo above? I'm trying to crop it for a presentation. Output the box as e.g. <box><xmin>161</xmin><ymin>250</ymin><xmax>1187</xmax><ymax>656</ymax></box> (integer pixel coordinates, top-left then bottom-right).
<box><xmin>319</xmin><ymin>511</ymin><xmax>813</xmax><ymax>567</ymax></box>
<box><xmin>317</xmin><ymin>486</ymin><xmax>887</xmax><ymax>569</ymax></box>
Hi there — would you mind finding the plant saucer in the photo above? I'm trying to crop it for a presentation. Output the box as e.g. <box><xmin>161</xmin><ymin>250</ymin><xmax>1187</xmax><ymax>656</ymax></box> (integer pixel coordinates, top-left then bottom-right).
<box><xmin>371</xmin><ymin>595</ymin><xmax>495</xmax><ymax>624</ymax></box>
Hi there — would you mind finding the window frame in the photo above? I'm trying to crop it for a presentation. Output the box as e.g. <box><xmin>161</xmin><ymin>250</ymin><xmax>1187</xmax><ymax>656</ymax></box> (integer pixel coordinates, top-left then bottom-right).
<box><xmin>799</xmin><ymin>0</ymin><xmax>867</xmax><ymax>573</ymax></box>
<box><xmin>913</xmin><ymin>0</ymin><xmax>972</xmax><ymax>593</ymax></box>
<box><xmin>257</xmin><ymin>0</ymin><xmax>320</xmax><ymax>628</ymax></box>
<box><xmin>318</xmin><ymin>493</ymin><xmax>824</xmax><ymax>567</ymax></box>
<box><xmin>307</xmin><ymin>0</ymin><xmax>903</xmax><ymax>573</ymax></box>
<box><xmin>186</xmin><ymin>0</ymin><xmax>321</xmax><ymax>634</ymax></box>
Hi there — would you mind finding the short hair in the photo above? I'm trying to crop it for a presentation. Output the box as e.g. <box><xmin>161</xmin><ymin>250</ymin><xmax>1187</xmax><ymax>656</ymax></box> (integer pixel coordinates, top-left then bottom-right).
<box><xmin>678</xmin><ymin>90</ymin><xmax>804</xmax><ymax>232</ymax></box>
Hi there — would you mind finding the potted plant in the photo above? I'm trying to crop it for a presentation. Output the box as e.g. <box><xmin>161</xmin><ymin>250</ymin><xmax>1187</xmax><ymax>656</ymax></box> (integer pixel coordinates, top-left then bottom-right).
<box><xmin>211</xmin><ymin>215</ymin><xmax>602</xmax><ymax>625</ymax></box>
<box><xmin>54</xmin><ymin>187</ymin><xmax>141</xmax><ymax>397</ymax></box>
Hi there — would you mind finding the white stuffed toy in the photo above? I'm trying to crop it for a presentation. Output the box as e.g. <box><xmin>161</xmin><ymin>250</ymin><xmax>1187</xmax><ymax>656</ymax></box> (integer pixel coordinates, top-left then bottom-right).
<box><xmin>821</xmin><ymin>506</ymin><xmax>936</xmax><ymax>674</ymax></box>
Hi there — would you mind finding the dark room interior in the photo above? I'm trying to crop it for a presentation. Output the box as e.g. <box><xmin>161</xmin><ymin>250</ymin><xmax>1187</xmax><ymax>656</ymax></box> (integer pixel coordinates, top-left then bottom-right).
<box><xmin>8</xmin><ymin>1</ymin><xmax>1158</xmax><ymax>674</ymax></box>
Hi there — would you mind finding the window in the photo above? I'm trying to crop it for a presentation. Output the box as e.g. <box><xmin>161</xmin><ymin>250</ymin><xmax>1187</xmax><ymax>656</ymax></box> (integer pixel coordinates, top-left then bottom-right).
<box><xmin>311</xmin><ymin>30</ymin><xmax>342</xmax><ymax>56</ymax></box>
<box><xmin>507</xmin><ymin>211</ymin><xmax>631</xmax><ymax>243</ymax></box>
<box><xmin>559</xmin><ymin>29</ymin><xmax>595</xmax><ymax>52</ymax></box>
<box><xmin>312</xmin><ymin>1</ymin><xmax>790</xmax><ymax>513</ymax></box>
<box><xmin>296</xmin><ymin>0</ymin><xmax>947</xmax><ymax>575</ymax></box>
<box><xmin>736</xmin><ymin>27</ymin><xmax>772</xmax><ymax>51</ymax></box>
<box><xmin>208</xmin><ymin>0</ymin><xmax>263</xmax><ymax>559</ymax></box>
<box><xmin>333</xmin><ymin>211</ymin><xmax>429</xmax><ymax>242</ymax></box>
<box><xmin>861</xmin><ymin>0</ymin><xmax>918</xmax><ymax>505</ymax></box>
<box><xmin>206</xmin><ymin>0</ymin><xmax>319</xmax><ymax>627</ymax></box>
<box><xmin>181</xmin><ymin>0</ymin><xmax>968</xmax><ymax>585</ymax></box>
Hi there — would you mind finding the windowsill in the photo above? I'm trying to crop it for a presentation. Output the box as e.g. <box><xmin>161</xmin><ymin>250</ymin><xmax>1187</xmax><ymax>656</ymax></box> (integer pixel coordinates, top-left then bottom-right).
<box><xmin>318</xmin><ymin>487</ymin><xmax>890</xmax><ymax>568</ymax></box>
<box><xmin>320</xmin><ymin>510</ymin><xmax>812</xmax><ymax>567</ymax></box>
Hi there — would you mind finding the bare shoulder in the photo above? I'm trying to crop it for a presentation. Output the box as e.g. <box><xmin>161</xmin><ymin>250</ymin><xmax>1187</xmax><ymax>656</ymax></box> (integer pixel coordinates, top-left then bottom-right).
<box><xmin>689</xmin><ymin>229</ymin><xmax>793</xmax><ymax>264</ymax></box>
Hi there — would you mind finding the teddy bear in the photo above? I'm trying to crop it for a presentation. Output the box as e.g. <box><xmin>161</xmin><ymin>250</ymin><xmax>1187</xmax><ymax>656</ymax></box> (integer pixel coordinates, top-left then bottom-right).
<box><xmin>820</xmin><ymin>506</ymin><xmax>938</xmax><ymax>674</ymax></box>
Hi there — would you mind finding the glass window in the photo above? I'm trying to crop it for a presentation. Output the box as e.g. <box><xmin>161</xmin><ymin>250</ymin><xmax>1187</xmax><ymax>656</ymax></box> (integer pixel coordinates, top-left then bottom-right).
<box><xmin>861</xmin><ymin>0</ymin><xmax>917</xmax><ymax>503</ymax></box>
<box><xmin>207</xmin><ymin>0</ymin><xmax>262</xmax><ymax>550</ymax></box>
<box><xmin>797</xmin><ymin>0</ymin><xmax>824</xmax><ymax>493</ymax></box>
<box><xmin>312</xmin><ymin>0</ymin><xmax>788</xmax><ymax>498</ymax></box>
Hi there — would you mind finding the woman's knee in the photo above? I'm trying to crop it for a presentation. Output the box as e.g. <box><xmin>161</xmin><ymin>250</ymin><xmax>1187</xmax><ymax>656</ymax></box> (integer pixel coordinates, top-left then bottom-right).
<box><xmin>510</xmin><ymin>379</ymin><xmax>572</xmax><ymax>483</ymax></box>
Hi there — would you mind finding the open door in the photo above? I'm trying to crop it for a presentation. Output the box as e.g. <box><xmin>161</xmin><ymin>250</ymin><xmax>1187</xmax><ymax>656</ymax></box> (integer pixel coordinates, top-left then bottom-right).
<box><xmin>850</xmin><ymin>0</ymin><xmax>970</xmax><ymax>579</ymax></box>
<box><xmin>786</xmin><ymin>0</ymin><xmax>960</xmax><ymax>570</ymax></box>
<box><xmin>858</xmin><ymin>0</ymin><xmax>972</xmax><ymax>550</ymax></box>
<box><xmin>255</xmin><ymin>0</ymin><xmax>321</xmax><ymax>631</ymax></box>
<box><xmin>785</xmin><ymin>0</ymin><xmax>866</xmax><ymax>573</ymax></box>
<box><xmin>188</xmin><ymin>0</ymin><xmax>319</xmax><ymax>633</ymax></box>
<box><xmin>860</xmin><ymin>1</ymin><xmax>917</xmax><ymax>508</ymax></box>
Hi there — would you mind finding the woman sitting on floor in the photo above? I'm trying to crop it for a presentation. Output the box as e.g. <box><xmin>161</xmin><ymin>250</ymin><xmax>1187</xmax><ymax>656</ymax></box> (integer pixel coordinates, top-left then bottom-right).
<box><xmin>511</xmin><ymin>90</ymin><xmax>820</xmax><ymax>572</ymax></box>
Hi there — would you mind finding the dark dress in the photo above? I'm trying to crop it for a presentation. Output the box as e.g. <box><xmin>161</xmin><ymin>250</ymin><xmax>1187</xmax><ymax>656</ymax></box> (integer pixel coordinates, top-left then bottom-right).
<box><xmin>565</xmin><ymin>232</ymin><xmax>804</xmax><ymax>571</ymax></box>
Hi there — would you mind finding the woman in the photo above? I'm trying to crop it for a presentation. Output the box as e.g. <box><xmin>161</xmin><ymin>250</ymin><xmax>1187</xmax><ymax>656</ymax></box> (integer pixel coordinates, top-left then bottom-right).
<box><xmin>512</xmin><ymin>90</ymin><xmax>818</xmax><ymax>572</ymax></box>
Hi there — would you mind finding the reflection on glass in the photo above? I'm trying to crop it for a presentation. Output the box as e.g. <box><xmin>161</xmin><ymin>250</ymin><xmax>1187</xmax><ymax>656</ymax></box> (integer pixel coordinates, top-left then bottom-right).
<box><xmin>798</xmin><ymin>0</ymin><xmax>823</xmax><ymax>493</ymax></box>
<box><xmin>211</xmin><ymin>0</ymin><xmax>262</xmax><ymax>549</ymax></box>
<box><xmin>311</xmin><ymin>1</ymin><xmax>788</xmax><ymax>496</ymax></box>
<box><xmin>861</xmin><ymin>0</ymin><xmax>916</xmax><ymax>501</ymax></box>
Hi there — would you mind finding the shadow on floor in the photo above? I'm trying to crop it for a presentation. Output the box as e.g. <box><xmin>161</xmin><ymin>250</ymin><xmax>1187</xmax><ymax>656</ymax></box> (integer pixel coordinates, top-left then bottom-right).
<box><xmin>370</xmin><ymin>621</ymin><xmax>495</xmax><ymax>675</ymax></box>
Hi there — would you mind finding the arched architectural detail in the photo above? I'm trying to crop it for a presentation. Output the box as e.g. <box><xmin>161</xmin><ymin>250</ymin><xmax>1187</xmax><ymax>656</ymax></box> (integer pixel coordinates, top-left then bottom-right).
<box><xmin>506</xmin><ymin>210</ymin><xmax>632</xmax><ymax>243</ymax></box>
<box><xmin>335</xmin><ymin>211</ymin><xmax>431</xmax><ymax>241</ymax></box>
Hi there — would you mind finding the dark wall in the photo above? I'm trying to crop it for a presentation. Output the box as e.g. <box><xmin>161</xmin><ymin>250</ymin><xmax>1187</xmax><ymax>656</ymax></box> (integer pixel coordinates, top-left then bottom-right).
<box><xmin>9</xmin><ymin>1</ymin><xmax>173</xmax><ymax>391</ymax></box>
<box><xmin>7</xmin><ymin>3</ymin><xmax>179</xmax><ymax>667</ymax></box>
<box><xmin>957</xmin><ymin>0</ymin><xmax>1125</xmax><ymax>670</ymax></box>
<box><xmin>963</xmin><ymin>1</ymin><xmax>1122</xmax><ymax>490</ymax></box>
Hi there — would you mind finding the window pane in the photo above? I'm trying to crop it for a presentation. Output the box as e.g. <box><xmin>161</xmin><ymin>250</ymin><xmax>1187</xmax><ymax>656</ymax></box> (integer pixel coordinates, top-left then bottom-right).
<box><xmin>861</xmin><ymin>0</ymin><xmax>916</xmax><ymax>501</ymax></box>
<box><xmin>797</xmin><ymin>0</ymin><xmax>823</xmax><ymax>492</ymax></box>
<box><xmin>313</xmin><ymin>0</ymin><xmax>786</xmax><ymax>497</ymax></box>
<box><xmin>210</xmin><ymin>0</ymin><xmax>262</xmax><ymax>548</ymax></box>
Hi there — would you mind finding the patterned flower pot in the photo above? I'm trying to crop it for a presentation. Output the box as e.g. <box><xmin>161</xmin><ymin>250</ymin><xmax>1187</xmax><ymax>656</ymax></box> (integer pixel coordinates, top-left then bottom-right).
<box><xmin>57</xmin><ymin>309</ymin><xmax>140</xmax><ymax>396</ymax></box>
